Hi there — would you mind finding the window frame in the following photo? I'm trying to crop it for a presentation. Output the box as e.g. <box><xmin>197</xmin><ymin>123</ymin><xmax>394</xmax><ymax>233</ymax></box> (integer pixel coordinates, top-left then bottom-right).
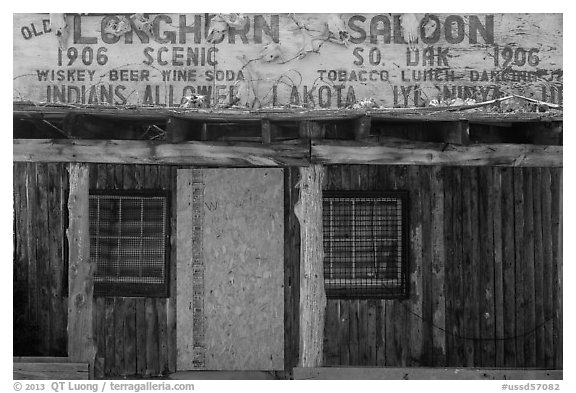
<box><xmin>322</xmin><ymin>190</ymin><xmax>410</xmax><ymax>300</ymax></box>
<box><xmin>89</xmin><ymin>189</ymin><xmax>171</xmax><ymax>298</ymax></box>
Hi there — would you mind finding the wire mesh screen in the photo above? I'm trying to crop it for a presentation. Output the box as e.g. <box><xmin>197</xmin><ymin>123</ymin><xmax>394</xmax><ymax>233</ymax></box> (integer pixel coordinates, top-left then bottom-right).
<box><xmin>89</xmin><ymin>191</ymin><xmax>169</xmax><ymax>297</ymax></box>
<box><xmin>323</xmin><ymin>191</ymin><xmax>409</xmax><ymax>299</ymax></box>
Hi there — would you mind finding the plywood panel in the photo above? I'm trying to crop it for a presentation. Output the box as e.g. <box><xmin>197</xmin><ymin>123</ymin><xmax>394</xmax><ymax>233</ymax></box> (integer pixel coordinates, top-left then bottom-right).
<box><xmin>203</xmin><ymin>168</ymin><xmax>284</xmax><ymax>370</ymax></box>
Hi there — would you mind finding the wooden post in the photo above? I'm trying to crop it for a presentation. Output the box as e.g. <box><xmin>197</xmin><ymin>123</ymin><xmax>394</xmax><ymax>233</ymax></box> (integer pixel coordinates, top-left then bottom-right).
<box><xmin>262</xmin><ymin>120</ymin><xmax>273</xmax><ymax>144</ymax></box>
<box><xmin>294</xmin><ymin>165</ymin><xmax>326</xmax><ymax>367</ymax></box>
<box><xmin>167</xmin><ymin>116</ymin><xmax>189</xmax><ymax>143</ymax></box>
<box><xmin>67</xmin><ymin>163</ymin><xmax>96</xmax><ymax>378</ymax></box>
<box><xmin>299</xmin><ymin>121</ymin><xmax>325</xmax><ymax>139</ymax></box>
<box><xmin>354</xmin><ymin>116</ymin><xmax>371</xmax><ymax>140</ymax></box>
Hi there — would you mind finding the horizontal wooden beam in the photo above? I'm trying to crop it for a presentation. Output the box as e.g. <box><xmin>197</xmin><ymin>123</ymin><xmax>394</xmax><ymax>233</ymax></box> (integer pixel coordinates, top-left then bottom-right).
<box><xmin>14</xmin><ymin>139</ymin><xmax>310</xmax><ymax>167</ymax></box>
<box><xmin>293</xmin><ymin>367</ymin><xmax>562</xmax><ymax>380</ymax></box>
<box><xmin>13</xmin><ymin>362</ymin><xmax>89</xmax><ymax>380</ymax></box>
<box><xmin>311</xmin><ymin>140</ymin><xmax>562</xmax><ymax>167</ymax></box>
<box><xmin>13</xmin><ymin>103</ymin><xmax>562</xmax><ymax>123</ymax></box>
<box><xmin>13</xmin><ymin>138</ymin><xmax>562</xmax><ymax>167</ymax></box>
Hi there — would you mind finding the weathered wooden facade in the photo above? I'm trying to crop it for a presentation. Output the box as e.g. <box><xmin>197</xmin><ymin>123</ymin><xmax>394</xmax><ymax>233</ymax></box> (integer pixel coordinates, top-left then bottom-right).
<box><xmin>13</xmin><ymin>13</ymin><xmax>562</xmax><ymax>380</ymax></box>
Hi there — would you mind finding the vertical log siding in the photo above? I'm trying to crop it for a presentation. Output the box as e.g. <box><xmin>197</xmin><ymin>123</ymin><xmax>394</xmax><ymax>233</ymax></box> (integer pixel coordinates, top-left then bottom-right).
<box><xmin>322</xmin><ymin>165</ymin><xmax>562</xmax><ymax>369</ymax></box>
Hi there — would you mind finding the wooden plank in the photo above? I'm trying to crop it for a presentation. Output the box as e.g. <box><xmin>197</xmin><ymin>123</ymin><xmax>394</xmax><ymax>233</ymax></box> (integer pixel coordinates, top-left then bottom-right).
<box><xmin>385</xmin><ymin>167</ymin><xmax>404</xmax><ymax>366</ymax></box>
<box><xmin>501</xmin><ymin>168</ymin><xmax>516</xmax><ymax>367</ymax></box>
<box><xmin>378</xmin><ymin>167</ymin><xmax>393</xmax><ymax>367</ymax></box>
<box><xmin>358</xmin><ymin>300</ymin><xmax>369</xmax><ymax>365</ymax></box>
<box><xmin>113</xmin><ymin>163</ymin><xmax>123</xmax><ymax>190</ymax></box>
<box><xmin>114</xmin><ymin>298</ymin><xmax>126</xmax><ymax>377</ymax></box>
<box><xmin>443</xmin><ymin>167</ymin><xmax>455</xmax><ymax>366</ymax></box>
<box><xmin>478</xmin><ymin>167</ymin><xmax>495</xmax><ymax>367</ymax></box>
<box><xmin>550</xmin><ymin>168</ymin><xmax>562</xmax><ymax>369</ymax></box>
<box><xmin>67</xmin><ymin>163</ymin><xmax>96</xmax><ymax>376</ymax></box>
<box><xmin>14</xmin><ymin>139</ymin><xmax>310</xmax><ymax>166</ymax></box>
<box><xmin>95</xmin><ymin>163</ymin><xmax>107</xmax><ymax>190</ymax></box>
<box><xmin>167</xmin><ymin>167</ymin><xmax>178</xmax><ymax>373</ymax></box>
<box><xmin>513</xmin><ymin>168</ymin><xmax>526</xmax><ymax>367</ymax></box>
<box><xmin>14</xmin><ymin>362</ymin><xmax>89</xmax><ymax>380</ymax></box>
<box><xmin>419</xmin><ymin>167</ymin><xmax>433</xmax><ymax>366</ymax></box>
<box><xmin>532</xmin><ymin>168</ymin><xmax>545</xmax><ymax>367</ymax></box>
<box><xmin>34</xmin><ymin>164</ymin><xmax>51</xmax><ymax>355</ymax></box>
<box><xmin>522</xmin><ymin>169</ymin><xmax>537</xmax><ymax>368</ymax></box>
<box><xmin>345</xmin><ymin>300</ymin><xmax>357</xmax><ymax>366</ymax></box>
<box><xmin>121</xmin><ymin>165</ymin><xmax>136</xmax><ymax>377</ymax></box>
<box><xmin>430</xmin><ymin>166</ymin><xmax>446</xmax><ymax>366</ymax></box>
<box><xmin>122</xmin><ymin>164</ymin><xmax>136</xmax><ymax>189</ymax></box>
<box><xmin>469</xmin><ymin>168</ymin><xmax>481</xmax><ymax>367</ymax></box>
<box><xmin>135</xmin><ymin>299</ymin><xmax>147</xmax><ymax>376</ymax></box>
<box><xmin>14</xmin><ymin>139</ymin><xmax>562</xmax><ymax>168</ymax></box>
<box><xmin>492</xmin><ymin>168</ymin><xmax>505</xmax><ymax>367</ymax></box>
<box><xmin>394</xmin><ymin>165</ymin><xmax>409</xmax><ymax>367</ymax></box>
<box><xmin>323</xmin><ymin>300</ymin><xmax>339</xmax><ymax>366</ymax></box>
<box><xmin>133</xmin><ymin>164</ymin><xmax>145</xmax><ymax>190</ymax></box>
<box><xmin>367</xmin><ymin>300</ymin><xmax>377</xmax><ymax>366</ymax></box>
<box><xmin>157</xmin><ymin>298</ymin><xmax>169</xmax><ymax>375</ymax></box>
<box><xmin>293</xmin><ymin>367</ymin><xmax>563</xmax><ymax>380</ymax></box>
<box><xmin>461</xmin><ymin>167</ymin><xmax>475</xmax><ymax>366</ymax></box>
<box><xmin>124</xmin><ymin>299</ymin><xmax>137</xmax><ymax>376</ymax></box>
<box><xmin>25</xmin><ymin>163</ymin><xmax>38</xmax><ymax>336</ymax></box>
<box><xmin>339</xmin><ymin>300</ymin><xmax>351</xmax><ymax>366</ymax></box>
<box><xmin>557</xmin><ymin>168</ymin><xmax>562</xmax><ymax>370</ymax></box>
<box><xmin>12</xmin><ymin>102</ymin><xmax>563</xmax><ymax>122</ymax></box>
<box><xmin>145</xmin><ymin>298</ymin><xmax>159</xmax><ymax>376</ymax></box>
<box><xmin>406</xmin><ymin>165</ymin><xmax>424</xmax><ymax>366</ymax></box>
<box><xmin>39</xmin><ymin>165</ymin><xmax>54</xmax><ymax>354</ymax></box>
<box><xmin>14</xmin><ymin>356</ymin><xmax>86</xmax><ymax>363</ymax></box>
<box><xmin>47</xmin><ymin>164</ymin><xmax>66</xmax><ymax>356</ymax></box>
<box><xmin>104</xmin><ymin>298</ymin><xmax>115</xmax><ymax>376</ymax></box>
<box><xmin>375</xmin><ymin>300</ymin><xmax>385</xmax><ymax>366</ymax></box>
<box><xmin>352</xmin><ymin>166</ymin><xmax>370</xmax><ymax>366</ymax></box>
<box><xmin>144</xmin><ymin>164</ymin><xmax>158</xmax><ymax>188</ymax></box>
<box><xmin>541</xmin><ymin>168</ymin><xmax>554</xmax><ymax>368</ymax></box>
<box><xmin>451</xmin><ymin>167</ymin><xmax>466</xmax><ymax>366</ymax></box>
<box><xmin>311</xmin><ymin>140</ymin><xmax>562</xmax><ymax>167</ymax></box>
<box><xmin>13</xmin><ymin>163</ymin><xmax>31</xmax><ymax>356</ymax></box>
<box><xmin>93</xmin><ymin>297</ymin><xmax>105</xmax><ymax>379</ymax></box>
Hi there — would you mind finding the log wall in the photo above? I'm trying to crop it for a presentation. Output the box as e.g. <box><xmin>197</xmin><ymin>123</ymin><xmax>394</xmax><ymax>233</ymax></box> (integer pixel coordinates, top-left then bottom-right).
<box><xmin>13</xmin><ymin>162</ymin><xmax>563</xmax><ymax>372</ymax></box>
<box><xmin>322</xmin><ymin>165</ymin><xmax>563</xmax><ymax>369</ymax></box>
<box><xmin>13</xmin><ymin>163</ymin><xmax>69</xmax><ymax>357</ymax></box>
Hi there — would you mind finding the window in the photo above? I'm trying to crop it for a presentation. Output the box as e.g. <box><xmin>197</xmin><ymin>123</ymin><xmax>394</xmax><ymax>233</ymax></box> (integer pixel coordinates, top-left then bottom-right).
<box><xmin>323</xmin><ymin>191</ymin><xmax>409</xmax><ymax>299</ymax></box>
<box><xmin>89</xmin><ymin>190</ymin><xmax>170</xmax><ymax>297</ymax></box>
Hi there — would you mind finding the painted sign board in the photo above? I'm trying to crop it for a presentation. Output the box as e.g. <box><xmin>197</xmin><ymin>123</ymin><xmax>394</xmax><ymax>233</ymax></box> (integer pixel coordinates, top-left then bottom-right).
<box><xmin>13</xmin><ymin>13</ymin><xmax>563</xmax><ymax>109</ymax></box>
